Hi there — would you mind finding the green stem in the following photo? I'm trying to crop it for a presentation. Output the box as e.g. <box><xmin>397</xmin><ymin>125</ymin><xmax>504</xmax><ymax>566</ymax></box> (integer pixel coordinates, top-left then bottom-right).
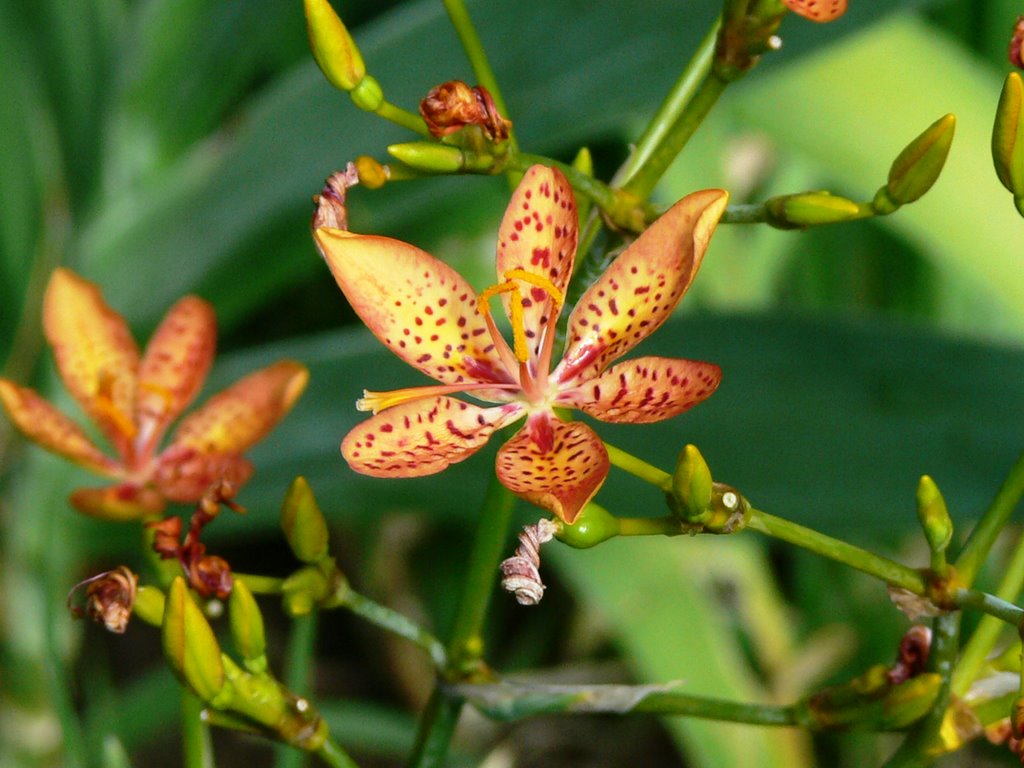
<box><xmin>181</xmin><ymin>690</ymin><xmax>215</xmax><ymax>768</ymax></box>
<box><xmin>954</xmin><ymin>528</ymin><xmax>1024</xmax><ymax>695</ymax></box>
<box><xmin>441</xmin><ymin>0</ymin><xmax>518</xmax><ymax>155</ymax></box>
<box><xmin>955</xmin><ymin>450</ymin><xmax>1024</xmax><ymax>586</ymax></box>
<box><xmin>613</xmin><ymin>21</ymin><xmax>721</xmax><ymax>197</ymax></box>
<box><xmin>510</xmin><ymin>153</ymin><xmax>621</xmax><ymax>215</ymax></box>
<box><xmin>315</xmin><ymin>737</ymin><xmax>361</xmax><ymax>768</ymax></box>
<box><xmin>604</xmin><ymin>442</ymin><xmax>672</xmax><ymax>491</ymax></box>
<box><xmin>747</xmin><ymin>509</ymin><xmax>926</xmax><ymax>593</ymax></box>
<box><xmin>882</xmin><ymin>612</ymin><xmax>961</xmax><ymax>768</ymax></box>
<box><xmin>374</xmin><ymin>100</ymin><xmax>429</xmax><ymax>136</ymax></box>
<box><xmin>408</xmin><ymin>689</ymin><xmax>464</xmax><ymax>768</ymax></box>
<box><xmin>237</xmin><ymin>573</ymin><xmax>285</xmax><ymax>594</ymax></box>
<box><xmin>618</xmin><ymin>516</ymin><xmax>684</xmax><ymax>537</ymax></box>
<box><xmin>274</xmin><ymin>612</ymin><xmax>319</xmax><ymax>768</ymax></box>
<box><xmin>336</xmin><ymin>590</ymin><xmax>447</xmax><ymax>670</ymax></box>
<box><xmin>955</xmin><ymin>589</ymin><xmax>1024</xmax><ymax>626</ymax></box>
<box><xmin>720</xmin><ymin>202</ymin><xmax>769</xmax><ymax>224</ymax></box>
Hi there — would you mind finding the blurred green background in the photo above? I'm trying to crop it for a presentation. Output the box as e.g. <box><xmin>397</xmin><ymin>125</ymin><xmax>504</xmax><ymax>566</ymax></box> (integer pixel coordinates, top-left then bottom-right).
<box><xmin>2</xmin><ymin>0</ymin><xmax>1024</xmax><ymax>766</ymax></box>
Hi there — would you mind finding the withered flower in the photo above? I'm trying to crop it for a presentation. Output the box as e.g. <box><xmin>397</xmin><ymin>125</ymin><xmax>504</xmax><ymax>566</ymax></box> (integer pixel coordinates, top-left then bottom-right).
<box><xmin>419</xmin><ymin>80</ymin><xmax>511</xmax><ymax>141</ymax></box>
<box><xmin>68</xmin><ymin>566</ymin><xmax>139</xmax><ymax>634</ymax></box>
<box><xmin>312</xmin><ymin>164</ymin><xmax>360</xmax><ymax>232</ymax></box>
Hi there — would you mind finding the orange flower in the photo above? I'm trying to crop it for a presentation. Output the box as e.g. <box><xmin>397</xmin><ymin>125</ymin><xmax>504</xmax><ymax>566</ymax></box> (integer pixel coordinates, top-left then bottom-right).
<box><xmin>314</xmin><ymin>166</ymin><xmax>726</xmax><ymax>523</ymax></box>
<box><xmin>0</xmin><ymin>269</ymin><xmax>308</xmax><ymax>520</ymax></box>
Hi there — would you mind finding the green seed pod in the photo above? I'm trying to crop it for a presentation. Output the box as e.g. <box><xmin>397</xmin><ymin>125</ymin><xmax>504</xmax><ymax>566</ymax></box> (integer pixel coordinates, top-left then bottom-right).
<box><xmin>229</xmin><ymin>580</ymin><xmax>267</xmax><ymax>673</ymax></box>
<box><xmin>993</xmin><ymin>72</ymin><xmax>1024</xmax><ymax>213</ymax></box>
<box><xmin>162</xmin><ymin>577</ymin><xmax>225</xmax><ymax>703</ymax></box>
<box><xmin>304</xmin><ymin>0</ymin><xmax>366</xmax><ymax>92</ymax></box>
<box><xmin>387</xmin><ymin>142</ymin><xmax>465</xmax><ymax>173</ymax></box>
<box><xmin>883</xmin><ymin>113</ymin><xmax>955</xmax><ymax>207</ymax></box>
<box><xmin>280</xmin><ymin>477</ymin><xmax>329</xmax><ymax>564</ymax></box>
<box><xmin>916</xmin><ymin>475</ymin><xmax>953</xmax><ymax>556</ymax></box>
<box><xmin>671</xmin><ymin>444</ymin><xmax>713</xmax><ymax>522</ymax></box>
<box><xmin>555</xmin><ymin>503</ymin><xmax>621</xmax><ymax>549</ymax></box>
<box><xmin>765</xmin><ymin>191</ymin><xmax>862</xmax><ymax>229</ymax></box>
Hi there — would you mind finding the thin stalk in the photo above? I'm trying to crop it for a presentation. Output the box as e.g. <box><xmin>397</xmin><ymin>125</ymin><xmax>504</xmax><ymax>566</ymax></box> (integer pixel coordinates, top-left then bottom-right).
<box><xmin>441</xmin><ymin>0</ymin><xmax>517</xmax><ymax>155</ymax></box>
<box><xmin>510</xmin><ymin>153</ymin><xmax>621</xmax><ymax>215</ymax></box>
<box><xmin>274</xmin><ymin>611</ymin><xmax>319</xmax><ymax>768</ymax></box>
<box><xmin>955</xmin><ymin>450</ymin><xmax>1024</xmax><ymax>586</ymax></box>
<box><xmin>604</xmin><ymin>442</ymin><xmax>672</xmax><ymax>491</ymax></box>
<box><xmin>408</xmin><ymin>689</ymin><xmax>463</xmax><ymax>768</ymax></box>
<box><xmin>315</xmin><ymin>737</ymin><xmax>361</xmax><ymax>768</ymax></box>
<box><xmin>340</xmin><ymin>590</ymin><xmax>447</xmax><ymax>670</ymax></box>
<box><xmin>955</xmin><ymin>589</ymin><xmax>1024</xmax><ymax>626</ymax></box>
<box><xmin>747</xmin><ymin>509</ymin><xmax>926</xmax><ymax>593</ymax></box>
<box><xmin>882</xmin><ymin>612</ymin><xmax>961</xmax><ymax>768</ymax></box>
<box><xmin>374</xmin><ymin>101</ymin><xmax>429</xmax><ymax>136</ymax></box>
<box><xmin>618</xmin><ymin>516</ymin><xmax>684</xmax><ymax>537</ymax></box>
<box><xmin>181</xmin><ymin>690</ymin><xmax>215</xmax><ymax>768</ymax></box>
<box><xmin>236</xmin><ymin>573</ymin><xmax>285</xmax><ymax>594</ymax></box>
<box><xmin>954</xmin><ymin>528</ymin><xmax>1024</xmax><ymax>696</ymax></box>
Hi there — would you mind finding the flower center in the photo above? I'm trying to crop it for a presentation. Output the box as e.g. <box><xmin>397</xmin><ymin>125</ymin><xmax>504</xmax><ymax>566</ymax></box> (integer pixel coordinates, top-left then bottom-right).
<box><xmin>477</xmin><ymin>269</ymin><xmax>563</xmax><ymax>364</ymax></box>
<box><xmin>94</xmin><ymin>370</ymin><xmax>137</xmax><ymax>440</ymax></box>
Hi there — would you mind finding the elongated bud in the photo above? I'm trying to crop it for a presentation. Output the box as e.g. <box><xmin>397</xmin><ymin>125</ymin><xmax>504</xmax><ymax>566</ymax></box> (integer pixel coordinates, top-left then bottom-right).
<box><xmin>765</xmin><ymin>191</ymin><xmax>862</xmax><ymax>229</ymax></box>
<box><xmin>229</xmin><ymin>580</ymin><xmax>267</xmax><ymax>673</ymax></box>
<box><xmin>874</xmin><ymin>113</ymin><xmax>955</xmax><ymax>212</ymax></box>
<box><xmin>162</xmin><ymin>577</ymin><xmax>225</xmax><ymax>703</ymax></box>
<box><xmin>916</xmin><ymin>475</ymin><xmax>953</xmax><ymax>556</ymax></box>
<box><xmin>388</xmin><ymin>142</ymin><xmax>466</xmax><ymax>173</ymax></box>
<box><xmin>671</xmin><ymin>444</ymin><xmax>713</xmax><ymax>522</ymax></box>
<box><xmin>133</xmin><ymin>585</ymin><xmax>165</xmax><ymax>626</ymax></box>
<box><xmin>281</xmin><ymin>477</ymin><xmax>329</xmax><ymax>564</ymax></box>
<box><xmin>572</xmin><ymin>147</ymin><xmax>594</xmax><ymax>225</ymax></box>
<box><xmin>304</xmin><ymin>0</ymin><xmax>365</xmax><ymax>92</ymax></box>
<box><xmin>993</xmin><ymin>72</ymin><xmax>1024</xmax><ymax>215</ymax></box>
<box><xmin>555</xmin><ymin>503</ymin><xmax>620</xmax><ymax>549</ymax></box>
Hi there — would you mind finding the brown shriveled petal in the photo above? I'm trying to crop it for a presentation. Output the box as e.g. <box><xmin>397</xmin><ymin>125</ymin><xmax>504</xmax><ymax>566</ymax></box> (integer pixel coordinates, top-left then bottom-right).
<box><xmin>564</xmin><ymin>356</ymin><xmax>721</xmax><ymax>424</ymax></box>
<box><xmin>495</xmin><ymin>166</ymin><xmax>578</xmax><ymax>361</ymax></box>
<box><xmin>315</xmin><ymin>228</ymin><xmax>512</xmax><ymax>386</ymax></box>
<box><xmin>495</xmin><ymin>416</ymin><xmax>609</xmax><ymax>524</ymax></box>
<box><xmin>0</xmin><ymin>379</ymin><xmax>116</xmax><ymax>474</ymax></box>
<box><xmin>557</xmin><ymin>190</ymin><xmax>728</xmax><ymax>388</ymax></box>
<box><xmin>136</xmin><ymin>296</ymin><xmax>217</xmax><ymax>454</ymax></box>
<box><xmin>312</xmin><ymin>165</ymin><xmax>360</xmax><ymax>231</ymax></box>
<box><xmin>168</xmin><ymin>360</ymin><xmax>307</xmax><ymax>457</ymax></box>
<box><xmin>70</xmin><ymin>484</ymin><xmax>167</xmax><ymax>521</ymax></box>
<box><xmin>43</xmin><ymin>269</ymin><xmax>140</xmax><ymax>454</ymax></box>
<box><xmin>420</xmin><ymin>80</ymin><xmax>486</xmax><ymax>137</ymax></box>
<box><xmin>152</xmin><ymin>446</ymin><xmax>253</xmax><ymax>504</ymax></box>
<box><xmin>342</xmin><ymin>395</ymin><xmax>521</xmax><ymax>477</ymax></box>
<box><xmin>189</xmin><ymin>554</ymin><xmax>233</xmax><ymax>599</ymax></box>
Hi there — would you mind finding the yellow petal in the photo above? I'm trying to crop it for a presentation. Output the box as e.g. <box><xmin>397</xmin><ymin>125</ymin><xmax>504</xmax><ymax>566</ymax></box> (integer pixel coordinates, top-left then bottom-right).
<box><xmin>314</xmin><ymin>228</ymin><xmax>513</xmax><ymax>387</ymax></box>
<box><xmin>136</xmin><ymin>296</ymin><xmax>217</xmax><ymax>453</ymax></box>
<box><xmin>557</xmin><ymin>189</ymin><xmax>728</xmax><ymax>387</ymax></box>
<box><xmin>0</xmin><ymin>378</ymin><xmax>115</xmax><ymax>474</ymax></box>
<box><xmin>43</xmin><ymin>268</ymin><xmax>139</xmax><ymax>453</ymax></box>
<box><xmin>495</xmin><ymin>165</ymin><xmax>578</xmax><ymax>361</ymax></box>
<box><xmin>495</xmin><ymin>416</ymin><xmax>609</xmax><ymax>524</ymax></box>
<box><xmin>168</xmin><ymin>360</ymin><xmax>308</xmax><ymax>455</ymax></box>
<box><xmin>563</xmin><ymin>356</ymin><xmax>721</xmax><ymax>424</ymax></box>
<box><xmin>342</xmin><ymin>395</ymin><xmax>521</xmax><ymax>477</ymax></box>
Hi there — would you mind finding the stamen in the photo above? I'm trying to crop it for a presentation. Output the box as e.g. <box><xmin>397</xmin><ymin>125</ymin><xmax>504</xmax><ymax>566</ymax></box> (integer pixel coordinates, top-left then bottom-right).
<box><xmin>508</xmin><ymin>289</ymin><xmax>528</xmax><ymax>363</ymax></box>
<box><xmin>94</xmin><ymin>370</ymin><xmax>137</xmax><ymax>439</ymax></box>
<box><xmin>138</xmin><ymin>380</ymin><xmax>177</xmax><ymax>416</ymax></box>
<box><xmin>476</xmin><ymin>269</ymin><xmax>565</xmax><ymax>366</ymax></box>
<box><xmin>503</xmin><ymin>268</ymin><xmax>563</xmax><ymax>307</ymax></box>
<box><xmin>357</xmin><ymin>388</ymin><xmax>427</xmax><ymax>414</ymax></box>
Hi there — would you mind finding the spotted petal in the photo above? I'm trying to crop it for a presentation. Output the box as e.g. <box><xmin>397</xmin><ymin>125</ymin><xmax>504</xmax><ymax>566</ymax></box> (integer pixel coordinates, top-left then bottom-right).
<box><xmin>153</xmin><ymin>448</ymin><xmax>253</xmax><ymax>503</ymax></box>
<box><xmin>43</xmin><ymin>268</ymin><xmax>140</xmax><ymax>454</ymax></box>
<box><xmin>562</xmin><ymin>356</ymin><xmax>721</xmax><ymax>423</ymax></box>
<box><xmin>342</xmin><ymin>395</ymin><xmax>521</xmax><ymax>477</ymax></box>
<box><xmin>0</xmin><ymin>379</ymin><xmax>116</xmax><ymax>475</ymax></box>
<box><xmin>495</xmin><ymin>415</ymin><xmax>609</xmax><ymax>524</ymax></box>
<box><xmin>136</xmin><ymin>296</ymin><xmax>217</xmax><ymax>454</ymax></box>
<box><xmin>495</xmin><ymin>165</ymin><xmax>578</xmax><ymax>360</ymax></box>
<box><xmin>557</xmin><ymin>189</ymin><xmax>728</xmax><ymax>386</ymax></box>
<box><xmin>315</xmin><ymin>228</ymin><xmax>512</xmax><ymax>387</ymax></box>
<box><xmin>168</xmin><ymin>360</ymin><xmax>308</xmax><ymax>456</ymax></box>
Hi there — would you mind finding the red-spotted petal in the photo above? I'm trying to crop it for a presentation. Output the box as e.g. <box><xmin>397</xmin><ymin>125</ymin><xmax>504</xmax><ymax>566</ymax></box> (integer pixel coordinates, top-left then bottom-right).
<box><xmin>782</xmin><ymin>0</ymin><xmax>847</xmax><ymax>23</ymax></box>
<box><xmin>153</xmin><ymin>447</ymin><xmax>254</xmax><ymax>503</ymax></box>
<box><xmin>43</xmin><ymin>268</ymin><xmax>140</xmax><ymax>454</ymax></box>
<box><xmin>342</xmin><ymin>395</ymin><xmax>522</xmax><ymax>477</ymax></box>
<box><xmin>495</xmin><ymin>165</ymin><xmax>578</xmax><ymax>358</ymax></box>
<box><xmin>315</xmin><ymin>228</ymin><xmax>512</xmax><ymax>387</ymax></box>
<box><xmin>168</xmin><ymin>360</ymin><xmax>308</xmax><ymax>456</ymax></box>
<box><xmin>136</xmin><ymin>296</ymin><xmax>217</xmax><ymax>454</ymax></box>
<box><xmin>495</xmin><ymin>415</ymin><xmax>609</xmax><ymax>524</ymax></box>
<box><xmin>0</xmin><ymin>378</ymin><xmax>117</xmax><ymax>475</ymax></box>
<box><xmin>557</xmin><ymin>190</ymin><xmax>728</xmax><ymax>386</ymax></box>
<box><xmin>69</xmin><ymin>484</ymin><xmax>167</xmax><ymax>520</ymax></box>
<box><xmin>561</xmin><ymin>356</ymin><xmax>721</xmax><ymax>423</ymax></box>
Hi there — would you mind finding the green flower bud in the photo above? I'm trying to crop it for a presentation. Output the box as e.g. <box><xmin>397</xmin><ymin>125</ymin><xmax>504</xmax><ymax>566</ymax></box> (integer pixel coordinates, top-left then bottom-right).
<box><xmin>229</xmin><ymin>580</ymin><xmax>267</xmax><ymax>673</ymax></box>
<box><xmin>282</xmin><ymin>565</ymin><xmax>330</xmax><ymax>617</ymax></box>
<box><xmin>572</xmin><ymin>146</ymin><xmax>594</xmax><ymax>224</ymax></box>
<box><xmin>879</xmin><ymin>673</ymin><xmax>942</xmax><ymax>730</ymax></box>
<box><xmin>133</xmin><ymin>585</ymin><xmax>165</xmax><ymax>627</ymax></box>
<box><xmin>916</xmin><ymin>475</ymin><xmax>953</xmax><ymax>556</ymax></box>
<box><xmin>388</xmin><ymin>142</ymin><xmax>465</xmax><ymax>173</ymax></box>
<box><xmin>555</xmin><ymin>503</ymin><xmax>621</xmax><ymax>549</ymax></box>
<box><xmin>162</xmin><ymin>577</ymin><xmax>225</xmax><ymax>703</ymax></box>
<box><xmin>349</xmin><ymin>75</ymin><xmax>384</xmax><ymax>113</ymax></box>
<box><xmin>993</xmin><ymin>72</ymin><xmax>1024</xmax><ymax>214</ymax></box>
<box><xmin>880</xmin><ymin>113</ymin><xmax>955</xmax><ymax>209</ymax></box>
<box><xmin>671</xmin><ymin>444</ymin><xmax>713</xmax><ymax>522</ymax></box>
<box><xmin>765</xmin><ymin>191</ymin><xmax>862</xmax><ymax>229</ymax></box>
<box><xmin>281</xmin><ymin>477</ymin><xmax>329</xmax><ymax>564</ymax></box>
<box><xmin>304</xmin><ymin>0</ymin><xmax>365</xmax><ymax>92</ymax></box>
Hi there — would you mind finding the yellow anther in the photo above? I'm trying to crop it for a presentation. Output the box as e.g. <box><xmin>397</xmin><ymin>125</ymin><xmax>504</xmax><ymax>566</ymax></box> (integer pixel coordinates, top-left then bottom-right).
<box><xmin>502</xmin><ymin>268</ymin><xmax>564</xmax><ymax>307</ymax></box>
<box><xmin>508</xmin><ymin>288</ymin><xmax>528</xmax><ymax>363</ymax></box>
<box><xmin>476</xmin><ymin>269</ymin><xmax>564</xmax><ymax>365</ymax></box>
<box><xmin>356</xmin><ymin>387</ymin><xmax>426</xmax><ymax>414</ymax></box>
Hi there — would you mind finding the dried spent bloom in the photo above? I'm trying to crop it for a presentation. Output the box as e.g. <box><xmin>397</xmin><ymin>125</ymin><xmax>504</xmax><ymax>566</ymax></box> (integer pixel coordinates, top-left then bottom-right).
<box><xmin>68</xmin><ymin>566</ymin><xmax>139</xmax><ymax>634</ymax></box>
<box><xmin>782</xmin><ymin>0</ymin><xmax>847</xmax><ymax>23</ymax></box>
<box><xmin>500</xmin><ymin>518</ymin><xmax>558</xmax><ymax>605</ymax></box>
<box><xmin>0</xmin><ymin>269</ymin><xmax>308</xmax><ymax>520</ymax></box>
<box><xmin>420</xmin><ymin>80</ymin><xmax>512</xmax><ymax>141</ymax></box>
<box><xmin>313</xmin><ymin>165</ymin><xmax>726</xmax><ymax>522</ymax></box>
